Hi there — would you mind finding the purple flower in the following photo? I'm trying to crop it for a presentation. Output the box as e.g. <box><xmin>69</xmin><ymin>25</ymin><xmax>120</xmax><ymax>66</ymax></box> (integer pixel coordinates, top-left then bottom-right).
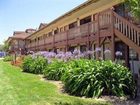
<box><xmin>95</xmin><ymin>47</ymin><xmax>101</xmax><ymax>52</ymax></box>
<box><xmin>73</xmin><ymin>49</ymin><xmax>81</xmax><ymax>55</ymax></box>
<box><xmin>77</xmin><ymin>53</ymin><xmax>85</xmax><ymax>58</ymax></box>
<box><xmin>87</xmin><ymin>50</ymin><xmax>93</xmax><ymax>55</ymax></box>
<box><xmin>55</xmin><ymin>53</ymin><xmax>65</xmax><ymax>59</ymax></box>
<box><xmin>115</xmin><ymin>51</ymin><xmax>122</xmax><ymax>56</ymax></box>
<box><xmin>48</xmin><ymin>52</ymin><xmax>56</xmax><ymax>58</ymax></box>
<box><xmin>65</xmin><ymin>52</ymin><xmax>72</xmax><ymax>58</ymax></box>
<box><xmin>104</xmin><ymin>49</ymin><xmax>111</xmax><ymax>54</ymax></box>
<box><xmin>28</xmin><ymin>51</ymin><xmax>34</xmax><ymax>54</ymax></box>
<box><xmin>57</xmin><ymin>51</ymin><xmax>64</xmax><ymax>54</ymax></box>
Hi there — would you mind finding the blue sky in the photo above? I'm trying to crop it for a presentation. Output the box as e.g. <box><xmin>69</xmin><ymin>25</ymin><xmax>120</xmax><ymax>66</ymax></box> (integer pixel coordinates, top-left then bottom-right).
<box><xmin>0</xmin><ymin>0</ymin><xmax>86</xmax><ymax>44</ymax></box>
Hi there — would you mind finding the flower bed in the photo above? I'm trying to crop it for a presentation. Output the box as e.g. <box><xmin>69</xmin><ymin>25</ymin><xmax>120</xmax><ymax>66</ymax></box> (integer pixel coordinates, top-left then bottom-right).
<box><xmin>22</xmin><ymin>50</ymin><xmax>136</xmax><ymax>98</ymax></box>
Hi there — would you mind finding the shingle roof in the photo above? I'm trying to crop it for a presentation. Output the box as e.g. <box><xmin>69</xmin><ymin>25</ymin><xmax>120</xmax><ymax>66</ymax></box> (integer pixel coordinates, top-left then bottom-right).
<box><xmin>38</xmin><ymin>23</ymin><xmax>47</xmax><ymax>29</ymax></box>
<box><xmin>11</xmin><ymin>32</ymin><xmax>31</xmax><ymax>39</ymax></box>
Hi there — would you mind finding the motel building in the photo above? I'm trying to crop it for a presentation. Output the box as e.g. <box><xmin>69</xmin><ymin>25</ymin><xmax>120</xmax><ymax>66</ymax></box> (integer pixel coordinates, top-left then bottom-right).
<box><xmin>7</xmin><ymin>0</ymin><xmax>140</xmax><ymax>82</ymax></box>
<box><xmin>6</xmin><ymin>29</ymin><xmax>36</xmax><ymax>54</ymax></box>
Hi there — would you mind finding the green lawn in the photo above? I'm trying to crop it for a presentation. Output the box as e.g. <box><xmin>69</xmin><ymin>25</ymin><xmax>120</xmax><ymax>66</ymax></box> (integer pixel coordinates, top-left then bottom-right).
<box><xmin>0</xmin><ymin>61</ymin><xmax>111</xmax><ymax>105</ymax></box>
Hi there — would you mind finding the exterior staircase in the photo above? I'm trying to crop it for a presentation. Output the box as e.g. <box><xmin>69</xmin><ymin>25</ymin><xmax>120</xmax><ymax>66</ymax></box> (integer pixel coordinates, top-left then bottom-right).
<box><xmin>113</xmin><ymin>11</ymin><xmax>140</xmax><ymax>55</ymax></box>
<box><xmin>112</xmin><ymin>10</ymin><xmax>140</xmax><ymax>98</ymax></box>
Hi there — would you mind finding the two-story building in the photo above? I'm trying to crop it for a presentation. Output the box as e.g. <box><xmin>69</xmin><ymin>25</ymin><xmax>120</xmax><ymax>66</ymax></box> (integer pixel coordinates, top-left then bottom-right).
<box><xmin>6</xmin><ymin>0</ymin><xmax>140</xmax><ymax>77</ymax></box>
<box><xmin>6</xmin><ymin>29</ymin><xmax>36</xmax><ymax>55</ymax></box>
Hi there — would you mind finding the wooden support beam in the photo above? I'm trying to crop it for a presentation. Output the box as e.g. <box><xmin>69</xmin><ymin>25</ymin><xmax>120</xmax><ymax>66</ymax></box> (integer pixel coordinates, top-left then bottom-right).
<box><xmin>111</xmin><ymin>10</ymin><xmax>115</xmax><ymax>61</ymax></box>
<box><xmin>96</xmin><ymin>13</ymin><xmax>100</xmax><ymax>59</ymax></box>
<box><xmin>124</xmin><ymin>45</ymin><xmax>129</xmax><ymax>68</ymax></box>
<box><xmin>66</xmin><ymin>30</ymin><xmax>68</xmax><ymax>51</ymax></box>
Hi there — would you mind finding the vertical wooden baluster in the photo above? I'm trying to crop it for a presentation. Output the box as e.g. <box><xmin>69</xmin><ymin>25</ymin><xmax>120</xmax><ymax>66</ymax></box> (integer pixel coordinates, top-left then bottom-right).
<box><xmin>131</xmin><ymin>28</ymin><xmax>134</xmax><ymax>41</ymax></box>
<box><xmin>135</xmin><ymin>31</ymin><xmax>138</xmax><ymax>44</ymax></box>
<box><xmin>135</xmin><ymin>31</ymin><xmax>137</xmax><ymax>44</ymax></box>
<box><xmin>122</xmin><ymin>22</ymin><xmax>124</xmax><ymax>35</ymax></box>
<box><xmin>115</xmin><ymin>16</ymin><xmax>117</xmax><ymax>29</ymax></box>
<box><xmin>133</xmin><ymin>29</ymin><xmax>135</xmax><ymax>41</ymax></box>
<box><xmin>119</xmin><ymin>19</ymin><xmax>121</xmax><ymax>31</ymax></box>
<box><xmin>126</xmin><ymin>25</ymin><xmax>128</xmax><ymax>37</ymax></box>
<box><xmin>137</xmin><ymin>31</ymin><xmax>139</xmax><ymax>45</ymax></box>
<box><xmin>138</xmin><ymin>32</ymin><xmax>140</xmax><ymax>46</ymax></box>
<box><xmin>117</xmin><ymin>17</ymin><xmax>119</xmax><ymax>30</ymax></box>
<box><xmin>120</xmin><ymin>20</ymin><xmax>122</xmax><ymax>33</ymax></box>
<box><xmin>128</xmin><ymin>26</ymin><xmax>131</xmax><ymax>39</ymax></box>
<box><xmin>129</xmin><ymin>26</ymin><xmax>132</xmax><ymax>40</ymax></box>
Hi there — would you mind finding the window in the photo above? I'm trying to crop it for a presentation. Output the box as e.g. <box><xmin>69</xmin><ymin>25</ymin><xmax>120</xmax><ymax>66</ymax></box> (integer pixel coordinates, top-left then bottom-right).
<box><xmin>64</xmin><ymin>26</ymin><xmax>68</xmax><ymax>31</ymax></box>
<box><xmin>69</xmin><ymin>21</ymin><xmax>77</xmax><ymax>29</ymax></box>
<box><xmin>38</xmin><ymin>37</ymin><xmax>40</xmax><ymax>41</ymax></box>
<box><xmin>48</xmin><ymin>32</ymin><xmax>52</xmax><ymax>36</ymax></box>
<box><xmin>129</xmin><ymin>49</ymin><xmax>139</xmax><ymax>60</ymax></box>
<box><xmin>54</xmin><ymin>29</ymin><xmax>59</xmax><ymax>35</ymax></box>
<box><xmin>80</xmin><ymin>16</ymin><xmax>91</xmax><ymax>25</ymax></box>
<box><xmin>68</xmin><ymin>46</ymin><xmax>75</xmax><ymax>52</ymax></box>
<box><xmin>92</xmin><ymin>15</ymin><xmax>95</xmax><ymax>21</ymax></box>
<box><xmin>80</xmin><ymin>45</ymin><xmax>87</xmax><ymax>53</ymax></box>
<box><xmin>60</xmin><ymin>27</ymin><xmax>63</xmax><ymax>32</ymax></box>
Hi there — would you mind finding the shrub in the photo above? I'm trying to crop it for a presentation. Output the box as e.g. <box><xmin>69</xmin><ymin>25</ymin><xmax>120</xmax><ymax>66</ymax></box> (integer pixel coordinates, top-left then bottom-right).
<box><xmin>43</xmin><ymin>60</ymin><xmax>66</xmax><ymax>80</ymax></box>
<box><xmin>62</xmin><ymin>59</ymin><xmax>136</xmax><ymax>98</ymax></box>
<box><xmin>22</xmin><ymin>55</ymin><xmax>47</xmax><ymax>74</ymax></box>
<box><xmin>22</xmin><ymin>55</ymin><xmax>34</xmax><ymax>73</ymax></box>
<box><xmin>3</xmin><ymin>55</ymin><xmax>13</xmax><ymax>62</ymax></box>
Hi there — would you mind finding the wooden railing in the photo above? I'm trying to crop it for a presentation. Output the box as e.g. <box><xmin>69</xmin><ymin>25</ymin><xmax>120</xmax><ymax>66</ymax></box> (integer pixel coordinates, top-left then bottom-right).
<box><xmin>89</xmin><ymin>21</ymin><xmax>98</xmax><ymax>34</ymax></box>
<box><xmin>55</xmin><ymin>32</ymin><xmax>67</xmax><ymax>42</ymax></box>
<box><xmin>27</xmin><ymin>10</ymin><xmax>112</xmax><ymax>50</ymax></box>
<box><xmin>38</xmin><ymin>39</ymin><xmax>44</xmax><ymax>46</ymax></box>
<box><xmin>45</xmin><ymin>36</ymin><xmax>53</xmax><ymax>44</ymax></box>
<box><xmin>27</xmin><ymin>9</ymin><xmax>140</xmax><ymax>51</ymax></box>
<box><xmin>114</xmin><ymin>11</ymin><xmax>140</xmax><ymax>46</ymax></box>
<box><xmin>99</xmin><ymin>9</ymin><xmax>112</xmax><ymax>29</ymax></box>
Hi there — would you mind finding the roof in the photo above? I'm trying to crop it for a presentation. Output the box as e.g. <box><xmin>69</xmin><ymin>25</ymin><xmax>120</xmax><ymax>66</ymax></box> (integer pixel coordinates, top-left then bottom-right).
<box><xmin>38</xmin><ymin>23</ymin><xmax>47</xmax><ymax>29</ymax></box>
<box><xmin>13</xmin><ymin>31</ymin><xmax>25</xmax><ymax>35</ymax></box>
<box><xmin>11</xmin><ymin>32</ymin><xmax>31</xmax><ymax>39</ymax></box>
<box><xmin>6</xmin><ymin>29</ymin><xmax>34</xmax><ymax>44</ymax></box>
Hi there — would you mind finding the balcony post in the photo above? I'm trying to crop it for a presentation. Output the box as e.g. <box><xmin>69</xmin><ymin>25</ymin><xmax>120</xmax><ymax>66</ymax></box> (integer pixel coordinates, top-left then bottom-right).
<box><xmin>52</xmin><ymin>30</ymin><xmax>55</xmax><ymax>51</ymax></box>
<box><xmin>35</xmin><ymin>37</ymin><xmax>37</xmax><ymax>51</ymax></box>
<box><xmin>66</xmin><ymin>30</ymin><xmax>68</xmax><ymax>52</ymax></box>
<box><xmin>43</xmin><ymin>34</ymin><xmax>46</xmax><ymax>50</ymax></box>
<box><xmin>110</xmin><ymin>9</ymin><xmax>115</xmax><ymax>61</ymax></box>
<box><xmin>124</xmin><ymin>45</ymin><xmax>129</xmax><ymax>67</ymax></box>
<box><xmin>87</xmin><ymin>23</ymin><xmax>90</xmax><ymax>50</ymax></box>
<box><xmin>77</xmin><ymin>18</ymin><xmax>80</xmax><ymax>26</ymax></box>
<box><xmin>96</xmin><ymin>13</ymin><xmax>100</xmax><ymax>59</ymax></box>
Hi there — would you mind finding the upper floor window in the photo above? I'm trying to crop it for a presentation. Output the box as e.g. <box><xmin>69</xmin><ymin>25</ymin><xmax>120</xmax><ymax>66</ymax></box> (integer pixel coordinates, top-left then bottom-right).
<box><xmin>48</xmin><ymin>32</ymin><xmax>52</xmax><ymax>37</ymax></box>
<box><xmin>54</xmin><ymin>29</ymin><xmax>59</xmax><ymax>35</ymax></box>
<box><xmin>38</xmin><ymin>37</ymin><xmax>40</xmax><ymax>41</ymax></box>
<box><xmin>60</xmin><ymin>27</ymin><xmax>63</xmax><ymax>32</ymax></box>
<box><xmin>80</xmin><ymin>16</ymin><xmax>91</xmax><ymax>25</ymax></box>
<box><xmin>92</xmin><ymin>15</ymin><xmax>96</xmax><ymax>21</ymax></box>
<box><xmin>69</xmin><ymin>21</ymin><xmax>77</xmax><ymax>29</ymax></box>
<box><xmin>64</xmin><ymin>25</ymin><xmax>68</xmax><ymax>31</ymax></box>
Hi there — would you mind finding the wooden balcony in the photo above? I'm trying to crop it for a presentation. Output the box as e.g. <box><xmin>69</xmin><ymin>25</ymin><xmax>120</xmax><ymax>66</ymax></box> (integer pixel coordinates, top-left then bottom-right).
<box><xmin>27</xmin><ymin>9</ymin><xmax>113</xmax><ymax>51</ymax></box>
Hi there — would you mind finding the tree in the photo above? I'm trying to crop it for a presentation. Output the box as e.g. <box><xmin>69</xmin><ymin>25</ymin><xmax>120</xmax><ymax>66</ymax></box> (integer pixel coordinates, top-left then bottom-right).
<box><xmin>125</xmin><ymin>0</ymin><xmax>140</xmax><ymax>23</ymax></box>
<box><xmin>0</xmin><ymin>45</ymin><xmax>3</xmax><ymax>51</ymax></box>
<box><xmin>2</xmin><ymin>41</ymin><xmax>9</xmax><ymax>52</ymax></box>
